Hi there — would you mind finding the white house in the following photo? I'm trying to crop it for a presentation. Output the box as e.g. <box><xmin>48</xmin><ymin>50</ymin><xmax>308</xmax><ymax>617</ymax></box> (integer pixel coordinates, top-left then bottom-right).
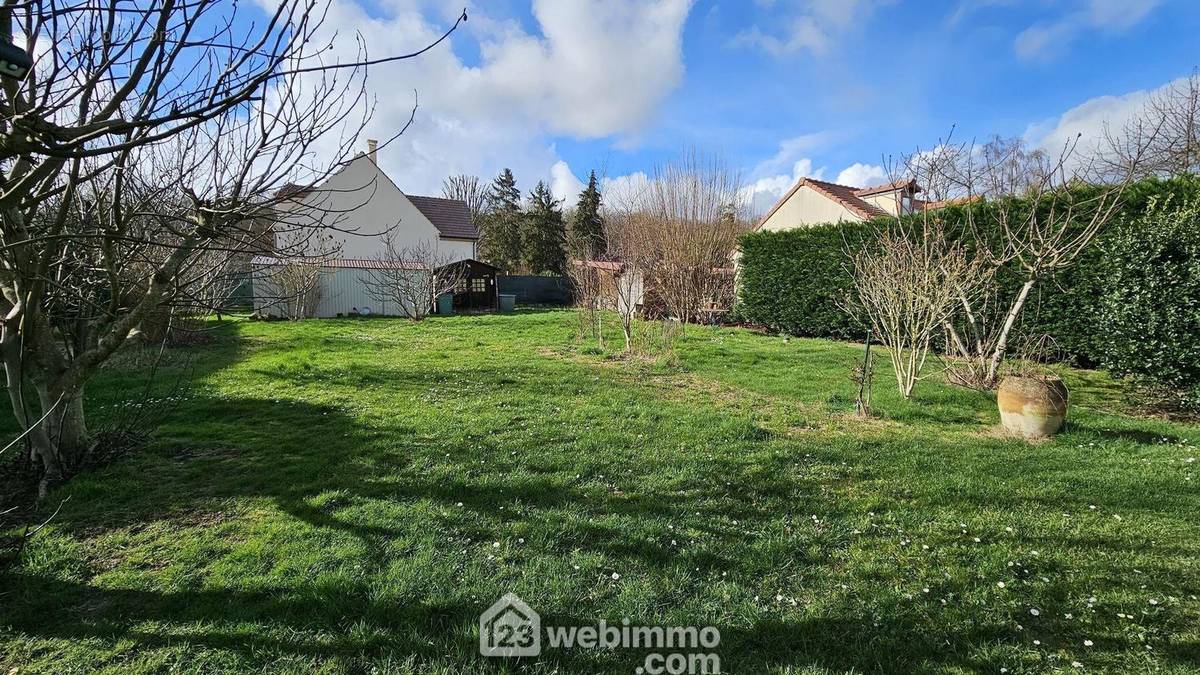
<box><xmin>251</xmin><ymin>144</ymin><xmax>482</xmax><ymax>318</ymax></box>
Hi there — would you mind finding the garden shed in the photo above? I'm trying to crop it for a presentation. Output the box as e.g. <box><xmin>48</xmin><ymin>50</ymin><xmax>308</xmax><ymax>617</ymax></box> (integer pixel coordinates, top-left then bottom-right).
<box><xmin>438</xmin><ymin>258</ymin><xmax>499</xmax><ymax>311</ymax></box>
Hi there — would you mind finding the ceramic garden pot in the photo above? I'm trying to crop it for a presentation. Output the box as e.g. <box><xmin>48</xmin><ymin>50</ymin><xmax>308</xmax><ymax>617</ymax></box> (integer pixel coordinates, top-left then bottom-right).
<box><xmin>997</xmin><ymin>375</ymin><xmax>1069</xmax><ymax>439</ymax></box>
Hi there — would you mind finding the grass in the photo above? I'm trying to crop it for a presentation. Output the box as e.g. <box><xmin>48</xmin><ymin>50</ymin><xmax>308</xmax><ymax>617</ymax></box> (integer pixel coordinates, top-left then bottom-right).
<box><xmin>1</xmin><ymin>310</ymin><xmax>1198</xmax><ymax>674</ymax></box>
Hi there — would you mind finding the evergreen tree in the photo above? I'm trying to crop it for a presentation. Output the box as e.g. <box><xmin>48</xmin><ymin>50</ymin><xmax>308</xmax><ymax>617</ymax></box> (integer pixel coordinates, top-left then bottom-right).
<box><xmin>522</xmin><ymin>181</ymin><xmax>567</xmax><ymax>274</ymax></box>
<box><xmin>479</xmin><ymin>168</ymin><xmax>523</xmax><ymax>273</ymax></box>
<box><xmin>570</xmin><ymin>170</ymin><xmax>605</xmax><ymax>258</ymax></box>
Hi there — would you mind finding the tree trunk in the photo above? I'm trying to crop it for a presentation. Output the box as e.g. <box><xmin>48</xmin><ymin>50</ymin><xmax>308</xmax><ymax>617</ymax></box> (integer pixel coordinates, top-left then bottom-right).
<box><xmin>987</xmin><ymin>278</ymin><xmax>1037</xmax><ymax>386</ymax></box>
<box><xmin>36</xmin><ymin>382</ymin><xmax>89</xmax><ymax>464</ymax></box>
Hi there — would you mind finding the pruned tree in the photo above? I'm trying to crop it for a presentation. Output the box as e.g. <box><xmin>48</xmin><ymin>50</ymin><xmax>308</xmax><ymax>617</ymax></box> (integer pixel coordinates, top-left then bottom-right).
<box><xmin>0</xmin><ymin>1</ymin><xmax>466</xmax><ymax>485</ymax></box>
<box><xmin>262</xmin><ymin>229</ymin><xmax>340</xmax><ymax>320</ymax></box>
<box><xmin>566</xmin><ymin>258</ymin><xmax>605</xmax><ymax>345</ymax></box>
<box><xmin>361</xmin><ymin>234</ymin><xmax>466</xmax><ymax>320</ymax></box>
<box><xmin>847</xmin><ymin>220</ymin><xmax>982</xmax><ymax>399</ymax></box>
<box><xmin>600</xmin><ymin>211</ymin><xmax>647</xmax><ymax>354</ymax></box>
<box><xmin>929</xmin><ymin>135</ymin><xmax>1143</xmax><ymax>388</ymax></box>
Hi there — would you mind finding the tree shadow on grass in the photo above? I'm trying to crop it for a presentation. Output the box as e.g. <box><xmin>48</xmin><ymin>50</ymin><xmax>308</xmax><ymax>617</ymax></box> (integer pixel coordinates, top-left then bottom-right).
<box><xmin>4</xmin><ymin>320</ymin><xmax>1199</xmax><ymax>672</ymax></box>
<box><xmin>0</xmin><ymin>570</ymin><xmax>1049</xmax><ymax>673</ymax></box>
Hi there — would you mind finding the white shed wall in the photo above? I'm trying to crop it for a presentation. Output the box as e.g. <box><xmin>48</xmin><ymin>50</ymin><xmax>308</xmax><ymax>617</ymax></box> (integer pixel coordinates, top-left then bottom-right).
<box><xmin>252</xmin><ymin>266</ymin><xmax>430</xmax><ymax>318</ymax></box>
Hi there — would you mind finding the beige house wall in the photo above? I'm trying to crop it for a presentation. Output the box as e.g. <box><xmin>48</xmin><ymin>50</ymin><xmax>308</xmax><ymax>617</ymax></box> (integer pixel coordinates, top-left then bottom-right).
<box><xmin>758</xmin><ymin>184</ymin><xmax>863</xmax><ymax>232</ymax></box>
<box><xmin>860</xmin><ymin>191</ymin><xmax>901</xmax><ymax>216</ymax></box>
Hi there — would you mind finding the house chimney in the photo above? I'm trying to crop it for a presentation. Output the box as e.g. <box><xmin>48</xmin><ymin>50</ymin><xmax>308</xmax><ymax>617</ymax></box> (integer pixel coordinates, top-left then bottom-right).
<box><xmin>367</xmin><ymin>138</ymin><xmax>378</xmax><ymax>164</ymax></box>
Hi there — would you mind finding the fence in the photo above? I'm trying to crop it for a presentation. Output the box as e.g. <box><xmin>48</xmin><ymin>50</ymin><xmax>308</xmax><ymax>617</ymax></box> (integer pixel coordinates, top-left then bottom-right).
<box><xmin>498</xmin><ymin>275</ymin><xmax>572</xmax><ymax>306</ymax></box>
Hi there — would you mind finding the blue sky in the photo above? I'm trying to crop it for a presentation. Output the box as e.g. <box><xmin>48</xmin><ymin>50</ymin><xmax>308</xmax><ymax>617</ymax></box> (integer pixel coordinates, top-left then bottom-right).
<box><xmin>319</xmin><ymin>0</ymin><xmax>1200</xmax><ymax>213</ymax></box>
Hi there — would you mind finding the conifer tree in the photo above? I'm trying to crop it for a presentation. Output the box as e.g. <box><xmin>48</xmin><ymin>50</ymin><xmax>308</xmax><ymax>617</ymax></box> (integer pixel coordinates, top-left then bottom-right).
<box><xmin>522</xmin><ymin>181</ymin><xmax>567</xmax><ymax>274</ymax></box>
<box><xmin>570</xmin><ymin>170</ymin><xmax>605</xmax><ymax>258</ymax></box>
<box><xmin>479</xmin><ymin>168</ymin><xmax>523</xmax><ymax>273</ymax></box>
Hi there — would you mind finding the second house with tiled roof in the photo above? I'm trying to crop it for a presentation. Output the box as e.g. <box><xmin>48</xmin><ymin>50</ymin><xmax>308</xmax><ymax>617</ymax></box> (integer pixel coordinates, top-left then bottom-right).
<box><xmin>756</xmin><ymin>177</ymin><xmax>922</xmax><ymax>232</ymax></box>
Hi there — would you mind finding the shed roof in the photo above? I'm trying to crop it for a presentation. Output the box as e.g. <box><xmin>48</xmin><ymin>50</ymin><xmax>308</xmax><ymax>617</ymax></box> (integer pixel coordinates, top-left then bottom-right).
<box><xmin>251</xmin><ymin>255</ymin><xmax>427</xmax><ymax>270</ymax></box>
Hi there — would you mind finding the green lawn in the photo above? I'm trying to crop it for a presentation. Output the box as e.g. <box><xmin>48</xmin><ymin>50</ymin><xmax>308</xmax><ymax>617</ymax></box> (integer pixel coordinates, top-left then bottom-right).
<box><xmin>2</xmin><ymin>310</ymin><xmax>1198</xmax><ymax>674</ymax></box>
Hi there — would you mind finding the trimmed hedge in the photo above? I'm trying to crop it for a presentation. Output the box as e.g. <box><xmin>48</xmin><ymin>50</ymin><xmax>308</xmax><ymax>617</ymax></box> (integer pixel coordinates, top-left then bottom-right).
<box><xmin>1095</xmin><ymin>192</ymin><xmax>1200</xmax><ymax>408</ymax></box>
<box><xmin>736</xmin><ymin>176</ymin><xmax>1200</xmax><ymax>372</ymax></box>
<box><xmin>736</xmin><ymin>223</ymin><xmax>867</xmax><ymax>340</ymax></box>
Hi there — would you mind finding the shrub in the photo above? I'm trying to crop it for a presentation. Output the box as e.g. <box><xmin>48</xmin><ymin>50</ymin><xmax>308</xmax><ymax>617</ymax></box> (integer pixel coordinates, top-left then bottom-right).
<box><xmin>1095</xmin><ymin>193</ymin><xmax>1200</xmax><ymax>410</ymax></box>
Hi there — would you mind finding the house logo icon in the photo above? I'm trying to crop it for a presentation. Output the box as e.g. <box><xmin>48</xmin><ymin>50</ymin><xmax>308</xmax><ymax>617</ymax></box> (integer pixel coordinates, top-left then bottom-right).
<box><xmin>479</xmin><ymin>593</ymin><xmax>541</xmax><ymax>657</ymax></box>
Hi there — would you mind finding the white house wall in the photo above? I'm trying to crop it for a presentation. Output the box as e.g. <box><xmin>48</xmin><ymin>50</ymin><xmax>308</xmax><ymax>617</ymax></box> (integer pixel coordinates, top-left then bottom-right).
<box><xmin>278</xmin><ymin>155</ymin><xmax>473</xmax><ymax>261</ymax></box>
<box><xmin>758</xmin><ymin>184</ymin><xmax>862</xmax><ymax>231</ymax></box>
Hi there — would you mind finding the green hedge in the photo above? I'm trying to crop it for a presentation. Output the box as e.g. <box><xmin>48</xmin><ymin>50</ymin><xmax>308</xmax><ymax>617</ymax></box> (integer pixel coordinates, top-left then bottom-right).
<box><xmin>736</xmin><ymin>176</ymin><xmax>1200</xmax><ymax>372</ymax></box>
<box><xmin>736</xmin><ymin>223</ymin><xmax>868</xmax><ymax>340</ymax></box>
<box><xmin>1095</xmin><ymin>192</ymin><xmax>1200</xmax><ymax>408</ymax></box>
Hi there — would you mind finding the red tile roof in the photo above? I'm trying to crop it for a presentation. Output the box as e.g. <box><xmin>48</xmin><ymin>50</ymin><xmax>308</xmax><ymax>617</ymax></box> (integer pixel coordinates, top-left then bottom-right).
<box><xmin>406</xmin><ymin>195</ymin><xmax>478</xmax><ymax>240</ymax></box>
<box><xmin>914</xmin><ymin>195</ymin><xmax>980</xmax><ymax>211</ymax></box>
<box><xmin>853</xmin><ymin>178</ymin><xmax>919</xmax><ymax>197</ymax></box>
<box><xmin>756</xmin><ymin>176</ymin><xmax>917</xmax><ymax>230</ymax></box>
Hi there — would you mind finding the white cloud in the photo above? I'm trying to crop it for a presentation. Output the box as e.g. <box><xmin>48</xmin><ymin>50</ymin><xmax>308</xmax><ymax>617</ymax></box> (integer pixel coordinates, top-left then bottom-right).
<box><xmin>835</xmin><ymin>163</ymin><xmax>888</xmax><ymax>187</ymax></box>
<box><xmin>1014</xmin><ymin>0</ymin><xmax>1161</xmax><ymax>61</ymax></box>
<box><xmin>295</xmin><ymin>0</ymin><xmax>692</xmax><ymax>198</ymax></box>
<box><xmin>599</xmin><ymin>171</ymin><xmax>654</xmax><ymax>209</ymax></box>
<box><xmin>550</xmin><ymin>160</ymin><xmax>585</xmax><ymax>204</ymax></box>
<box><xmin>742</xmin><ymin>158</ymin><xmax>827</xmax><ymax>216</ymax></box>
<box><xmin>749</xmin><ymin>132</ymin><xmax>835</xmax><ymax>178</ymax></box>
<box><xmin>734</xmin><ymin>0</ymin><xmax>888</xmax><ymax>57</ymax></box>
<box><xmin>1022</xmin><ymin>76</ymin><xmax>1186</xmax><ymax>157</ymax></box>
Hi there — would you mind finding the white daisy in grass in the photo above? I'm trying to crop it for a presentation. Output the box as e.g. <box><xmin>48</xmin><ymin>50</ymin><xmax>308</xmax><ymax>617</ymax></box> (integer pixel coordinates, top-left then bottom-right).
<box><xmin>997</xmin><ymin>582</ymin><xmax>1006</xmax><ymax>588</ymax></box>
<box><xmin>1030</xmin><ymin>608</ymin><xmax>1041</xmax><ymax>616</ymax></box>
<box><xmin>1084</xmin><ymin>639</ymin><xmax>1093</xmax><ymax>647</ymax></box>
<box><xmin>611</xmin><ymin>572</ymin><xmax>621</xmax><ymax>581</ymax></box>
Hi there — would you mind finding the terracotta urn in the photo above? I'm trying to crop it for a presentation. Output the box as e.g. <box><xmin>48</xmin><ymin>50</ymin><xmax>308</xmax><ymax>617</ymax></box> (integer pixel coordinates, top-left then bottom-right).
<box><xmin>997</xmin><ymin>376</ymin><xmax>1069</xmax><ymax>439</ymax></box>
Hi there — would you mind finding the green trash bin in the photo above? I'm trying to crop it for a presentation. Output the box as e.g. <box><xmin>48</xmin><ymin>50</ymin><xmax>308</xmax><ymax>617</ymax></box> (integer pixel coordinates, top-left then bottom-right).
<box><xmin>437</xmin><ymin>293</ymin><xmax>454</xmax><ymax>315</ymax></box>
<box><xmin>498</xmin><ymin>294</ymin><xmax>516</xmax><ymax>313</ymax></box>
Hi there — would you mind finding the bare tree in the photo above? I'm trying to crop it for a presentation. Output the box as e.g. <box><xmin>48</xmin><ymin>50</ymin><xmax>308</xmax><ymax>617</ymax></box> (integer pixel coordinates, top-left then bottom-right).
<box><xmin>261</xmin><ymin>229</ymin><xmax>340</xmax><ymax>320</ymax></box>
<box><xmin>566</xmin><ymin>257</ymin><xmax>606</xmax><ymax>346</ymax></box>
<box><xmin>615</xmin><ymin>150</ymin><xmax>746</xmax><ymax>326</ymax></box>
<box><xmin>847</xmin><ymin>220</ymin><xmax>981</xmax><ymax>399</ymax></box>
<box><xmin>932</xmin><ymin>135</ymin><xmax>1141</xmax><ymax>388</ymax></box>
<box><xmin>442</xmin><ymin>174</ymin><xmax>487</xmax><ymax>225</ymax></box>
<box><xmin>1100</xmin><ymin>69</ymin><xmax>1198</xmax><ymax>177</ymax></box>
<box><xmin>361</xmin><ymin>235</ymin><xmax>466</xmax><ymax>320</ymax></box>
<box><xmin>0</xmin><ymin>1</ymin><xmax>466</xmax><ymax>482</ymax></box>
